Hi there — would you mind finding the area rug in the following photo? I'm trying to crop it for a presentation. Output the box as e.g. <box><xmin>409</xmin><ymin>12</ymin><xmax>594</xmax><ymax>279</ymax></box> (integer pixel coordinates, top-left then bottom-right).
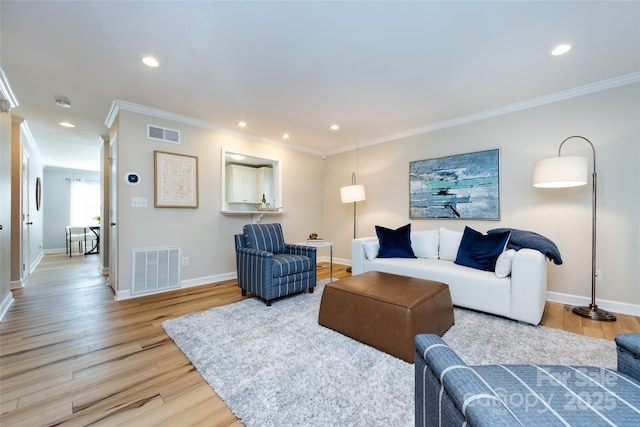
<box><xmin>163</xmin><ymin>281</ymin><xmax>617</xmax><ymax>427</ymax></box>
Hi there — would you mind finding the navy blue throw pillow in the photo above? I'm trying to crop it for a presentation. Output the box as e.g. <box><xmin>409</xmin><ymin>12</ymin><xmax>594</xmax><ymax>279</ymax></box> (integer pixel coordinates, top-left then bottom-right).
<box><xmin>375</xmin><ymin>223</ymin><xmax>416</xmax><ymax>258</ymax></box>
<box><xmin>454</xmin><ymin>226</ymin><xmax>510</xmax><ymax>271</ymax></box>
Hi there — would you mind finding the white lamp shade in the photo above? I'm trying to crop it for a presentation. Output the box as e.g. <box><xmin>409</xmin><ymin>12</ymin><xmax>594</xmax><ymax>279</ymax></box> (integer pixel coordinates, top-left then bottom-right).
<box><xmin>533</xmin><ymin>156</ymin><xmax>588</xmax><ymax>188</ymax></box>
<box><xmin>340</xmin><ymin>184</ymin><xmax>366</xmax><ymax>203</ymax></box>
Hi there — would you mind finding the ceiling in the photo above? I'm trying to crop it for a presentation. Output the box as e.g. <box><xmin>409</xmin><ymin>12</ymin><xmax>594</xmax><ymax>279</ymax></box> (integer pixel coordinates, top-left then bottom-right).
<box><xmin>1</xmin><ymin>1</ymin><xmax>639</xmax><ymax>172</ymax></box>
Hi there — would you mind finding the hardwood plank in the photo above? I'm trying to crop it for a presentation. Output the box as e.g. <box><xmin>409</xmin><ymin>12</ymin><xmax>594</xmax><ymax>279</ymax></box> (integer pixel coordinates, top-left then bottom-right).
<box><xmin>0</xmin><ymin>254</ymin><xmax>636</xmax><ymax>426</ymax></box>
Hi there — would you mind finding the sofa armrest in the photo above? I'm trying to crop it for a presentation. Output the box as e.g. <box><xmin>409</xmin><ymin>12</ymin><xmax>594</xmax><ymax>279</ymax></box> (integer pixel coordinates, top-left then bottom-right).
<box><xmin>351</xmin><ymin>236</ymin><xmax>378</xmax><ymax>275</ymax></box>
<box><xmin>510</xmin><ymin>248</ymin><xmax>547</xmax><ymax>325</ymax></box>
<box><xmin>616</xmin><ymin>334</ymin><xmax>640</xmax><ymax>382</ymax></box>
<box><xmin>414</xmin><ymin>334</ymin><xmax>520</xmax><ymax>427</ymax></box>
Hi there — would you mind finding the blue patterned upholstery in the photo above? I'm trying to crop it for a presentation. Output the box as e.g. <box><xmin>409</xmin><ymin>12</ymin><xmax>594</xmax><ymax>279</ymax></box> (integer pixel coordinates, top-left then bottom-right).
<box><xmin>415</xmin><ymin>334</ymin><xmax>640</xmax><ymax>426</ymax></box>
<box><xmin>235</xmin><ymin>223</ymin><xmax>316</xmax><ymax>305</ymax></box>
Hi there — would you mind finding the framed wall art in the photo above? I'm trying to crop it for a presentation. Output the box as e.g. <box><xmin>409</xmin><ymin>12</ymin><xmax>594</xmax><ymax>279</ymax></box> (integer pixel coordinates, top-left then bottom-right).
<box><xmin>154</xmin><ymin>150</ymin><xmax>199</xmax><ymax>208</ymax></box>
<box><xmin>409</xmin><ymin>148</ymin><xmax>500</xmax><ymax>219</ymax></box>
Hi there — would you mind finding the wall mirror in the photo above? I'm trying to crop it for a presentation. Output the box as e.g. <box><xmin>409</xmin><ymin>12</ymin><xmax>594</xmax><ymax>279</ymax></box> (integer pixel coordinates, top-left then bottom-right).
<box><xmin>221</xmin><ymin>148</ymin><xmax>282</xmax><ymax>212</ymax></box>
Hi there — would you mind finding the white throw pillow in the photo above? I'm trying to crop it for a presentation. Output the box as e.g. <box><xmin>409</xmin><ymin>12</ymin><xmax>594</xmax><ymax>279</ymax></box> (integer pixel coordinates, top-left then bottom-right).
<box><xmin>411</xmin><ymin>230</ymin><xmax>439</xmax><ymax>259</ymax></box>
<box><xmin>363</xmin><ymin>242</ymin><xmax>380</xmax><ymax>261</ymax></box>
<box><xmin>495</xmin><ymin>249</ymin><xmax>517</xmax><ymax>278</ymax></box>
<box><xmin>439</xmin><ymin>228</ymin><xmax>463</xmax><ymax>261</ymax></box>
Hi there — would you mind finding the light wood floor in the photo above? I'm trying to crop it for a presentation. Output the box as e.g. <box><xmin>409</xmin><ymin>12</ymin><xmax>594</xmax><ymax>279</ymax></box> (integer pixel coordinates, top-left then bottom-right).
<box><xmin>1</xmin><ymin>254</ymin><xmax>639</xmax><ymax>426</ymax></box>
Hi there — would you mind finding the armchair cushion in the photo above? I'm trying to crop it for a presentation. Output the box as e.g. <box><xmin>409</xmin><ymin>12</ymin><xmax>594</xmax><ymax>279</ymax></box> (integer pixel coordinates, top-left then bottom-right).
<box><xmin>272</xmin><ymin>254</ymin><xmax>314</xmax><ymax>277</ymax></box>
<box><xmin>243</xmin><ymin>223</ymin><xmax>285</xmax><ymax>254</ymax></box>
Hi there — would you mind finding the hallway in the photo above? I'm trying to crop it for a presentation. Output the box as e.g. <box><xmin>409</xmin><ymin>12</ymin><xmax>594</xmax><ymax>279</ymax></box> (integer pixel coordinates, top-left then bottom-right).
<box><xmin>0</xmin><ymin>253</ymin><xmax>245</xmax><ymax>426</ymax></box>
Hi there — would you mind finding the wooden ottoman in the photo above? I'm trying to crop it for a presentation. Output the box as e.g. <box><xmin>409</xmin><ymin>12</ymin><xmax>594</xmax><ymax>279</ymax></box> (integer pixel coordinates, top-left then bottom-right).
<box><xmin>318</xmin><ymin>271</ymin><xmax>454</xmax><ymax>363</ymax></box>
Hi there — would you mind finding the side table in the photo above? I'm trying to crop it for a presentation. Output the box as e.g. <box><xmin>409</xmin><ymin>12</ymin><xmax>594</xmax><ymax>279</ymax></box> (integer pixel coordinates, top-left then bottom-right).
<box><xmin>298</xmin><ymin>241</ymin><xmax>333</xmax><ymax>282</ymax></box>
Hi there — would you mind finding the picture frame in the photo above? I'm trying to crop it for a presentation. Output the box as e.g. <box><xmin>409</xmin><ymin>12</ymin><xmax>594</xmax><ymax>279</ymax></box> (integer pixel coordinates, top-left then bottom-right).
<box><xmin>154</xmin><ymin>150</ymin><xmax>199</xmax><ymax>208</ymax></box>
<box><xmin>409</xmin><ymin>148</ymin><xmax>500</xmax><ymax>219</ymax></box>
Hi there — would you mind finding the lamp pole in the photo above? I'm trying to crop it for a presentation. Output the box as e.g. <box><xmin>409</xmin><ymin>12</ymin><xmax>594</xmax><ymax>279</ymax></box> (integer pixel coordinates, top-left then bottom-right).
<box><xmin>557</xmin><ymin>136</ymin><xmax>615</xmax><ymax>321</ymax></box>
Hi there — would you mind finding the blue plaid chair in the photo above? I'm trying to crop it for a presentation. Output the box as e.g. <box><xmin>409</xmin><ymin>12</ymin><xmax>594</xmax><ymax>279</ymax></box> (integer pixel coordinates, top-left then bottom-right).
<box><xmin>234</xmin><ymin>223</ymin><xmax>317</xmax><ymax>306</ymax></box>
<box><xmin>415</xmin><ymin>333</ymin><xmax>640</xmax><ymax>426</ymax></box>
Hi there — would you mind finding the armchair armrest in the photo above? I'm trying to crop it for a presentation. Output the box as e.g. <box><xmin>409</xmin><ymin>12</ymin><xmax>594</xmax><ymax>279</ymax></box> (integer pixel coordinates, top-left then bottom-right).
<box><xmin>284</xmin><ymin>243</ymin><xmax>317</xmax><ymax>258</ymax></box>
<box><xmin>235</xmin><ymin>247</ymin><xmax>274</xmax><ymax>292</ymax></box>
<box><xmin>415</xmin><ymin>334</ymin><xmax>520</xmax><ymax>426</ymax></box>
<box><xmin>616</xmin><ymin>334</ymin><xmax>640</xmax><ymax>382</ymax></box>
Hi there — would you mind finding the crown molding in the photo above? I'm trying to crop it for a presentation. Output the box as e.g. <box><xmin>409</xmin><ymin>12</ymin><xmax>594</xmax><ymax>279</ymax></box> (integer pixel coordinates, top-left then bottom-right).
<box><xmin>325</xmin><ymin>72</ymin><xmax>640</xmax><ymax>157</ymax></box>
<box><xmin>105</xmin><ymin>99</ymin><xmax>324</xmax><ymax>156</ymax></box>
<box><xmin>0</xmin><ymin>67</ymin><xmax>19</xmax><ymax>109</ymax></box>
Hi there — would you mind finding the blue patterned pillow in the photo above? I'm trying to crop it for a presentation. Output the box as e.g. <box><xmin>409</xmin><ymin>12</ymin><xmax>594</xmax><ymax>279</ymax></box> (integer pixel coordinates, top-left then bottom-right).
<box><xmin>454</xmin><ymin>226</ymin><xmax>510</xmax><ymax>271</ymax></box>
<box><xmin>375</xmin><ymin>223</ymin><xmax>416</xmax><ymax>258</ymax></box>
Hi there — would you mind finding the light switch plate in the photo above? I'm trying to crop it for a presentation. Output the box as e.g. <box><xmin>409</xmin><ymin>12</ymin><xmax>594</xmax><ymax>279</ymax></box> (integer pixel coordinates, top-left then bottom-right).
<box><xmin>131</xmin><ymin>197</ymin><xmax>148</xmax><ymax>208</ymax></box>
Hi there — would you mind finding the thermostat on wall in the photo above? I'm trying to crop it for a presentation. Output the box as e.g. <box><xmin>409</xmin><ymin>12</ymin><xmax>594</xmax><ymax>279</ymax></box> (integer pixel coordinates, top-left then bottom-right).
<box><xmin>125</xmin><ymin>172</ymin><xmax>140</xmax><ymax>185</ymax></box>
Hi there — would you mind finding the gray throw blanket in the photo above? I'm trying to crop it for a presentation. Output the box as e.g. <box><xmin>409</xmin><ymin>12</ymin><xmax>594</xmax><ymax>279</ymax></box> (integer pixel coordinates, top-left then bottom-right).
<box><xmin>488</xmin><ymin>228</ymin><xmax>563</xmax><ymax>265</ymax></box>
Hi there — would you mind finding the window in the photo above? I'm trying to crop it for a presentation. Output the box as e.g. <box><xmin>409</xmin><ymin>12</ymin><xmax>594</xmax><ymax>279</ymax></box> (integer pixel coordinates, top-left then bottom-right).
<box><xmin>70</xmin><ymin>180</ymin><xmax>100</xmax><ymax>225</ymax></box>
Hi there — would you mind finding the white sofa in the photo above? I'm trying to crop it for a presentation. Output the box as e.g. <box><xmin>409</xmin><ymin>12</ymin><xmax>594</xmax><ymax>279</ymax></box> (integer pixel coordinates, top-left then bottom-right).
<box><xmin>351</xmin><ymin>229</ymin><xmax>548</xmax><ymax>325</ymax></box>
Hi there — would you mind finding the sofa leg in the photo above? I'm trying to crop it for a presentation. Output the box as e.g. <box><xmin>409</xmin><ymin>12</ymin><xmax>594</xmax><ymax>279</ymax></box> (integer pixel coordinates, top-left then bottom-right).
<box><xmin>241</xmin><ymin>289</ymin><xmax>247</xmax><ymax>296</ymax></box>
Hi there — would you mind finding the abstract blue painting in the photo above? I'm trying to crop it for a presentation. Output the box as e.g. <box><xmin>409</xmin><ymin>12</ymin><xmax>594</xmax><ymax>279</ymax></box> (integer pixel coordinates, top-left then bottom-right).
<box><xmin>410</xmin><ymin>149</ymin><xmax>500</xmax><ymax>219</ymax></box>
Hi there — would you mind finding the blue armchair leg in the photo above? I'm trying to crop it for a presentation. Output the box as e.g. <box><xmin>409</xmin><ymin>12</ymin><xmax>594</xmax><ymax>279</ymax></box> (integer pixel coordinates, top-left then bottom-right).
<box><xmin>241</xmin><ymin>289</ymin><xmax>247</xmax><ymax>296</ymax></box>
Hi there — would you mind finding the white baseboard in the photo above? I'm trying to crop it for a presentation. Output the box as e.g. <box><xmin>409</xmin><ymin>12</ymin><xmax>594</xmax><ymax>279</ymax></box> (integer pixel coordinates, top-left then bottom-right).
<box><xmin>114</xmin><ymin>271</ymin><xmax>239</xmax><ymax>301</ymax></box>
<box><xmin>547</xmin><ymin>291</ymin><xmax>640</xmax><ymax>317</ymax></box>
<box><xmin>10</xmin><ymin>279</ymin><xmax>24</xmax><ymax>290</ymax></box>
<box><xmin>30</xmin><ymin>251</ymin><xmax>44</xmax><ymax>274</ymax></box>
<box><xmin>333</xmin><ymin>257</ymin><xmax>351</xmax><ymax>266</ymax></box>
<box><xmin>0</xmin><ymin>292</ymin><xmax>14</xmax><ymax>322</ymax></box>
<box><xmin>44</xmin><ymin>248</ymin><xmax>67</xmax><ymax>254</ymax></box>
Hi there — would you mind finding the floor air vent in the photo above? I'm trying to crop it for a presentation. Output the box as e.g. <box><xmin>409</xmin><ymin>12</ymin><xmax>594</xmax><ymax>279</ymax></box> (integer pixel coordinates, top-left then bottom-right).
<box><xmin>132</xmin><ymin>247</ymin><xmax>180</xmax><ymax>295</ymax></box>
<box><xmin>147</xmin><ymin>124</ymin><xmax>181</xmax><ymax>144</ymax></box>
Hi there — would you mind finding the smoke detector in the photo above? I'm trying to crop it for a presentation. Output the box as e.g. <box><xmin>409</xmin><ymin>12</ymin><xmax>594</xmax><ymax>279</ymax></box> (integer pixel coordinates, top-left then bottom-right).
<box><xmin>55</xmin><ymin>98</ymin><xmax>71</xmax><ymax>108</ymax></box>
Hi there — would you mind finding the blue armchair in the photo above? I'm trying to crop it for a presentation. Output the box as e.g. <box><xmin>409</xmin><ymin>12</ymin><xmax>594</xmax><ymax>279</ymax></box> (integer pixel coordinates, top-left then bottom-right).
<box><xmin>234</xmin><ymin>223</ymin><xmax>317</xmax><ymax>306</ymax></box>
<box><xmin>415</xmin><ymin>333</ymin><xmax>640</xmax><ymax>426</ymax></box>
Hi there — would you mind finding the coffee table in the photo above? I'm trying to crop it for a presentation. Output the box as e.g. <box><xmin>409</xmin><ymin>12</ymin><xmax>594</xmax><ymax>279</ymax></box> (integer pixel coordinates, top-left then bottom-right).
<box><xmin>318</xmin><ymin>271</ymin><xmax>454</xmax><ymax>363</ymax></box>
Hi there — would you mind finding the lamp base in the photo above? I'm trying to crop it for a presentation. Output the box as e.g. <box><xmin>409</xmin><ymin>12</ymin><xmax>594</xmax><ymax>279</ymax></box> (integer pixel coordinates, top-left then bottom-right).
<box><xmin>572</xmin><ymin>304</ymin><xmax>616</xmax><ymax>322</ymax></box>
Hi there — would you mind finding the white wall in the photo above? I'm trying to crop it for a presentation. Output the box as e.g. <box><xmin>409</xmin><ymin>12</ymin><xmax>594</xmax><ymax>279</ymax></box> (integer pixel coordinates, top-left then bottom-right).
<box><xmin>112</xmin><ymin>109</ymin><xmax>325</xmax><ymax>297</ymax></box>
<box><xmin>42</xmin><ymin>167</ymin><xmax>101</xmax><ymax>252</ymax></box>
<box><xmin>0</xmin><ymin>101</ymin><xmax>12</xmax><ymax>318</ymax></box>
<box><xmin>324</xmin><ymin>83</ymin><xmax>640</xmax><ymax>312</ymax></box>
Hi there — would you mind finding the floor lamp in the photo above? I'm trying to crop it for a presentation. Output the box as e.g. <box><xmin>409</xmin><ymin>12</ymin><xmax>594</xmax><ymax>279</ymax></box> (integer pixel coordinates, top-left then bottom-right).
<box><xmin>533</xmin><ymin>135</ymin><xmax>615</xmax><ymax>321</ymax></box>
<box><xmin>341</xmin><ymin>172</ymin><xmax>366</xmax><ymax>273</ymax></box>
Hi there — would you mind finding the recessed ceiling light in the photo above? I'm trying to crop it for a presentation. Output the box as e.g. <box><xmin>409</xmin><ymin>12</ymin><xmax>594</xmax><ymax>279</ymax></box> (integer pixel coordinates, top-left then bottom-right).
<box><xmin>330</xmin><ymin>124</ymin><xmax>340</xmax><ymax>131</ymax></box>
<box><xmin>551</xmin><ymin>44</ymin><xmax>572</xmax><ymax>56</ymax></box>
<box><xmin>282</xmin><ymin>133</ymin><xmax>290</xmax><ymax>139</ymax></box>
<box><xmin>142</xmin><ymin>56</ymin><xmax>159</xmax><ymax>67</ymax></box>
<box><xmin>58</xmin><ymin>121</ymin><xmax>75</xmax><ymax>128</ymax></box>
<box><xmin>238</xmin><ymin>121</ymin><xmax>247</xmax><ymax>128</ymax></box>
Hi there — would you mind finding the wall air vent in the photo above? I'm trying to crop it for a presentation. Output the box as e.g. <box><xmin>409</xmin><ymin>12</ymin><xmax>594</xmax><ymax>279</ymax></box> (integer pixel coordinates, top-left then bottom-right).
<box><xmin>132</xmin><ymin>247</ymin><xmax>181</xmax><ymax>295</ymax></box>
<box><xmin>147</xmin><ymin>124</ymin><xmax>181</xmax><ymax>144</ymax></box>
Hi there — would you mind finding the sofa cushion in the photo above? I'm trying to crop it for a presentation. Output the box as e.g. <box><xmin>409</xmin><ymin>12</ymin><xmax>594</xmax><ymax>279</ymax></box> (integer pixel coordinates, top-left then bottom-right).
<box><xmin>439</xmin><ymin>228</ymin><xmax>463</xmax><ymax>261</ymax></box>
<box><xmin>494</xmin><ymin>248</ymin><xmax>517</xmax><ymax>278</ymax></box>
<box><xmin>363</xmin><ymin>242</ymin><xmax>380</xmax><ymax>260</ymax></box>
<box><xmin>375</xmin><ymin>224</ymin><xmax>416</xmax><ymax>258</ymax></box>
<box><xmin>455</xmin><ymin>226</ymin><xmax>511</xmax><ymax>271</ymax></box>
<box><xmin>411</xmin><ymin>230</ymin><xmax>439</xmax><ymax>259</ymax></box>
